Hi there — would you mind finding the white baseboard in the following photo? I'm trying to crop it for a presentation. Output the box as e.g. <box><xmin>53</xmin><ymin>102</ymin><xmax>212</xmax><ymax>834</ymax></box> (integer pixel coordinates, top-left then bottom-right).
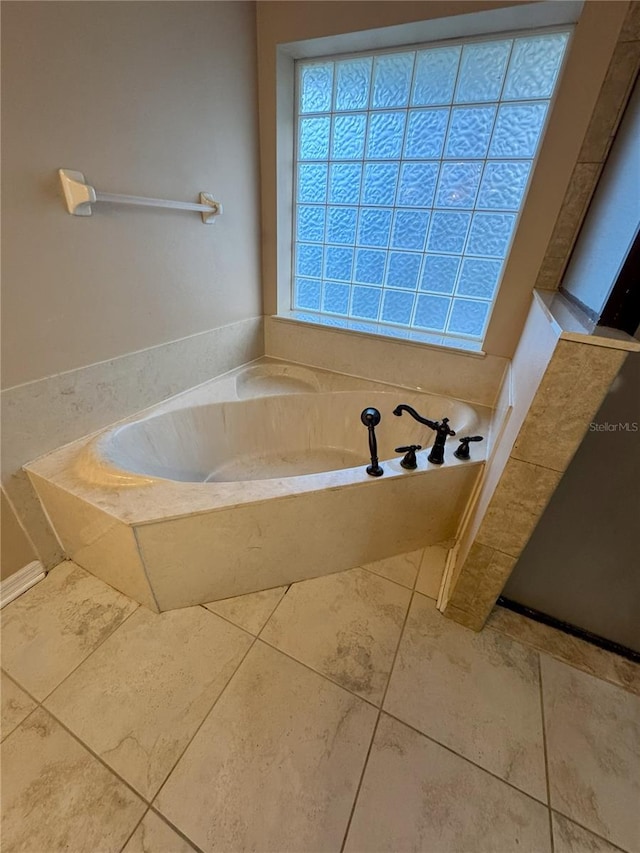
<box><xmin>1</xmin><ymin>561</ymin><xmax>46</xmax><ymax>609</ymax></box>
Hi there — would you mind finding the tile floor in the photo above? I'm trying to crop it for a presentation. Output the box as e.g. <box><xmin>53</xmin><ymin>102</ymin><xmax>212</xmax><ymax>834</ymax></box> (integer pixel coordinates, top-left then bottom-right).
<box><xmin>1</xmin><ymin>554</ymin><xmax>638</xmax><ymax>853</ymax></box>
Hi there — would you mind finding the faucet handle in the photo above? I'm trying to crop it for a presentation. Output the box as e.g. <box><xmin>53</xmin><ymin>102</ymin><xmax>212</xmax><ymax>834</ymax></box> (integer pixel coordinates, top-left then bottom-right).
<box><xmin>395</xmin><ymin>445</ymin><xmax>422</xmax><ymax>470</ymax></box>
<box><xmin>453</xmin><ymin>435</ymin><xmax>484</xmax><ymax>460</ymax></box>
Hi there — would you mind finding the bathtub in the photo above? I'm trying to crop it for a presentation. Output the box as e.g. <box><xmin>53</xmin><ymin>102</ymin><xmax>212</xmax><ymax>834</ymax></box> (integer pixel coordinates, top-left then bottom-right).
<box><xmin>25</xmin><ymin>361</ymin><xmax>490</xmax><ymax>612</ymax></box>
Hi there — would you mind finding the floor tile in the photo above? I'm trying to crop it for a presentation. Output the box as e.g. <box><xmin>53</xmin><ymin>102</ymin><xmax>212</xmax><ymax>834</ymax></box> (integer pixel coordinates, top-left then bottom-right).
<box><xmin>415</xmin><ymin>545</ymin><xmax>448</xmax><ymax>599</ymax></box>
<box><xmin>122</xmin><ymin>810</ymin><xmax>196</xmax><ymax>852</ymax></box>
<box><xmin>203</xmin><ymin>585</ymin><xmax>287</xmax><ymax>635</ymax></box>
<box><xmin>261</xmin><ymin>567</ymin><xmax>411</xmax><ymax>704</ymax></box>
<box><xmin>542</xmin><ymin>655</ymin><xmax>640</xmax><ymax>852</ymax></box>
<box><xmin>1</xmin><ymin>561</ymin><xmax>137</xmax><ymax>700</ymax></box>
<box><xmin>156</xmin><ymin>641</ymin><xmax>377</xmax><ymax>853</ymax></box>
<box><xmin>45</xmin><ymin>606</ymin><xmax>252</xmax><ymax>800</ymax></box>
<box><xmin>0</xmin><ymin>707</ymin><xmax>145</xmax><ymax>852</ymax></box>
<box><xmin>384</xmin><ymin>592</ymin><xmax>547</xmax><ymax>801</ymax></box>
<box><xmin>487</xmin><ymin>605</ymin><xmax>640</xmax><ymax>696</ymax></box>
<box><xmin>344</xmin><ymin>713</ymin><xmax>551</xmax><ymax>853</ymax></box>
<box><xmin>361</xmin><ymin>549</ymin><xmax>423</xmax><ymax>588</ymax></box>
<box><xmin>552</xmin><ymin>812</ymin><xmax>624</xmax><ymax>853</ymax></box>
<box><xmin>1</xmin><ymin>671</ymin><xmax>36</xmax><ymax>742</ymax></box>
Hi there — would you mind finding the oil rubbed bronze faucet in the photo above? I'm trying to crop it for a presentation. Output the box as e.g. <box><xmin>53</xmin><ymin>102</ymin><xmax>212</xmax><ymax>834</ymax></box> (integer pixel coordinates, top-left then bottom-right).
<box><xmin>392</xmin><ymin>405</ymin><xmax>456</xmax><ymax>465</ymax></box>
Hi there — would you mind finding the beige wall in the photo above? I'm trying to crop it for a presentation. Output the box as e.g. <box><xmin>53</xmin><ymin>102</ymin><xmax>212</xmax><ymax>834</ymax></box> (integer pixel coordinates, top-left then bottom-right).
<box><xmin>256</xmin><ymin>0</ymin><xmax>629</xmax><ymax>359</ymax></box>
<box><xmin>1</xmin><ymin>490</ymin><xmax>37</xmax><ymax>581</ymax></box>
<box><xmin>1</xmin><ymin>1</ymin><xmax>261</xmax><ymax>389</ymax></box>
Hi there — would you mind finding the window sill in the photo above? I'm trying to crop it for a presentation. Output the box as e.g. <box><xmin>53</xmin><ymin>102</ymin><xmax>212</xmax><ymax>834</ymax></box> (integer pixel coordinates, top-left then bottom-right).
<box><xmin>275</xmin><ymin>311</ymin><xmax>486</xmax><ymax>357</ymax></box>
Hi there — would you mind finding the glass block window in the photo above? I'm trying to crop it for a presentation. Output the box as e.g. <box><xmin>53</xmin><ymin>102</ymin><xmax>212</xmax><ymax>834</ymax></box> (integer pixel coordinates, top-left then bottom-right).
<box><xmin>293</xmin><ymin>30</ymin><xmax>570</xmax><ymax>342</ymax></box>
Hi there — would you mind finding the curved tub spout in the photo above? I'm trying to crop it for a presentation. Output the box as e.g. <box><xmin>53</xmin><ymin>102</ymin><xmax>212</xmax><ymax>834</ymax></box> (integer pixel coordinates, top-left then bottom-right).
<box><xmin>393</xmin><ymin>405</ymin><xmax>456</xmax><ymax>465</ymax></box>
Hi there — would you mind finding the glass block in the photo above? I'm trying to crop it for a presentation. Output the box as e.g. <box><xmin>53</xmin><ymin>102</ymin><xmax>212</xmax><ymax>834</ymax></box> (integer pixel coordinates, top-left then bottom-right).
<box><xmin>467</xmin><ymin>212</ymin><xmax>516</xmax><ymax>257</ymax></box>
<box><xmin>404</xmin><ymin>109</ymin><xmax>449</xmax><ymax>159</ymax></box>
<box><xmin>455</xmin><ymin>40</ymin><xmax>512</xmax><ymax>103</ymax></box>
<box><xmin>296</xmin><ymin>243</ymin><xmax>323</xmax><ymax>278</ymax></box>
<box><xmin>357</xmin><ymin>208</ymin><xmax>392</xmax><ymax>247</ymax></box>
<box><xmin>381</xmin><ymin>290</ymin><xmax>415</xmax><ymax>325</ymax></box>
<box><xmin>372</xmin><ymin>52</ymin><xmax>414</xmax><ymax>108</ymax></box>
<box><xmin>489</xmin><ymin>103</ymin><xmax>548</xmax><ymax>158</ymax></box>
<box><xmin>386</xmin><ymin>252</ymin><xmax>422</xmax><ymax>289</ymax></box>
<box><xmin>323</xmin><ymin>282</ymin><xmax>350</xmax><ymax>315</ymax></box>
<box><xmin>362</xmin><ymin>163</ymin><xmax>399</xmax><ymax>205</ymax></box>
<box><xmin>391</xmin><ymin>210</ymin><xmax>430</xmax><ymax>251</ymax></box>
<box><xmin>335</xmin><ymin>57</ymin><xmax>372</xmax><ymax>111</ymax></box>
<box><xmin>298</xmin><ymin>164</ymin><xmax>328</xmax><ymax>203</ymax></box>
<box><xmin>412</xmin><ymin>47</ymin><xmax>461</xmax><ymax>106</ymax></box>
<box><xmin>354</xmin><ymin>248</ymin><xmax>386</xmax><ymax>285</ymax></box>
<box><xmin>447</xmin><ymin>298</ymin><xmax>490</xmax><ymax>336</ymax></box>
<box><xmin>331</xmin><ymin>114</ymin><xmax>366</xmax><ymax>160</ymax></box>
<box><xmin>476</xmin><ymin>161</ymin><xmax>531</xmax><ymax>210</ymax></box>
<box><xmin>366</xmin><ymin>111</ymin><xmax>406</xmax><ymax>159</ymax></box>
<box><xmin>351</xmin><ymin>286</ymin><xmax>381</xmax><ymax>320</ymax></box>
<box><xmin>397</xmin><ymin>163</ymin><xmax>439</xmax><ymax>207</ymax></box>
<box><xmin>414</xmin><ymin>294</ymin><xmax>450</xmax><ymax>331</ymax></box>
<box><xmin>325</xmin><ymin>245</ymin><xmax>354</xmax><ymax>281</ymax></box>
<box><xmin>420</xmin><ymin>254</ymin><xmax>461</xmax><ymax>294</ymax></box>
<box><xmin>435</xmin><ymin>162</ymin><xmax>482</xmax><ymax>208</ymax></box>
<box><xmin>329</xmin><ymin>163</ymin><xmax>362</xmax><ymax>204</ymax></box>
<box><xmin>300</xmin><ymin>63</ymin><xmax>333</xmax><ymax>114</ymax></box>
<box><xmin>299</xmin><ymin>116</ymin><xmax>330</xmax><ymax>160</ymax></box>
<box><xmin>326</xmin><ymin>206</ymin><xmax>357</xmax><ymax>244</ymax></box>
<box><xmin>427</xmin><ymin>211</ymin><xmax>471</xmax><ymax>254</ymax></box>
<box><xmin>296</xmin><ymin>205</ymin><xmax>325</xmax><ymax>242</ymax></box>
<box><xmin>456</xmin><ymin>257</ymin><xmax>502</xmax><ymax>299</ymax></box>
<box><xmin>503</xmin><ymin>33</ymin><xmax>569</xmax><ymax>101</ymax></box>
<box><xmin>445</xmin><ymin>106</ymin><xmax>496</xmax><ymax>158</ymax></box>
<box><xmin>295</xmin><ymin>278</ymin><xmax>321</xmax><ymax>310</ymax></box>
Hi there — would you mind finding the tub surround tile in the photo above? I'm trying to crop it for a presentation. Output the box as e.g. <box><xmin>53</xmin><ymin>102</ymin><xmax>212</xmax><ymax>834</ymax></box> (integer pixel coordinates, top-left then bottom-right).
<box><xmin>0</xmin><ymin>671</ymin><xmax>36</xmax><ymax>741</ymax></box>
<box><xmin>1</xmin><ymin>561</ymin><xmax>137</xmax><ymax>700</ymax></box>
<box><xmin>487</xmin><ymin>606</ymin><xmax>640</xmax><ymax>697</ymax></box>
<box><xmin>546</xmin><ymin>163</ymin><xmax>603</xmax><ymax>260</ymax></box>
<box><xmin>155</xmin><ymin>641</ymin><xmax>377</xmax><ymax>853</ymax></box>
<box><xmin>261</xmin><ymin>567</ymin><xmax>411</xmax><ymax>704</ymax></box>
<box><xmin>45</xmin><ymin>606</ymin><xmax>252</xmax><ymax>800</ymax></box>
<box><xmin>415</xmin><ymin>545</ymin><xmax>448</xmax><ymax>599</ymax></box>
<box><xmin>203</xmin><ymin>585</ymin><xmax>288</xmax><ymax>634</ymax></box>
<box><xmin>385</xmin><ymin>593</ymin><xmax>547</xmax><ymax>801</ymax></box>
<box><xmin>361</xmin><ymin>549</ymin><xmax>423</xmax><ymax>589</ymax></box>
<box><xmin>0</xmin><ymin>707</ymin><xmax>145</xmax><ymax>853</ymax></box>
<box><xmin>343</xmin><ymin>713</ymin><xmax>551</xmax><ymax>853</ymax></box>
<box><xmin>542</xmin><ymin>655</ymin><xmax>640</xmax><ymax>852</ymax></box>
<box><xmin>122</xmin><ymin>811</ymin><xmax>197</xmax><ymax>853</ymax></box>
<box><xmin>552</xmin><ymin>813</ymin><xmax>625</xmax><ymax>853</ymax></box>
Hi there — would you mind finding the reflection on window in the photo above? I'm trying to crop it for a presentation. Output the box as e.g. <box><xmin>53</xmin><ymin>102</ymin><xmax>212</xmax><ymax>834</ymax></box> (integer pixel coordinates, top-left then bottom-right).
<box><xmin>292</xmin><ymin>31</ymin><xmax>569</xmax><ymax>343</ymax></box>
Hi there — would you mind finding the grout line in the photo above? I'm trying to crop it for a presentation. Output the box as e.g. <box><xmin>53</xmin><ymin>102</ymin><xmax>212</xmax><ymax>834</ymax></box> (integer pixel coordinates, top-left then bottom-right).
<box><xmin>117</xmin><ymin>805</ymin><xmax>150</xmax><ymax>853</ymax></box>
<box><xmin>148</xmin><ymin>806</ymin><xmax>206</xmax><ymax>853</ymax></box>
<box><xmin>339</xmin><ymin>588</ymin><xmax>416</xmax><ymax>852</ymax></box>
<box><xmin>549</xmin><ymin>809</ymin><xmax>630</xmax><ymax>853</ymax></box>
<box><xmin>538</xmin><ymin>653</ymin><xmax>555</xmax><ymax>853</ymax></box>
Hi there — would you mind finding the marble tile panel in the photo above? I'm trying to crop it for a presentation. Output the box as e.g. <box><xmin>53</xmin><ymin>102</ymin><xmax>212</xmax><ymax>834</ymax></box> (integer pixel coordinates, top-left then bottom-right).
<box><xmin>261</xmin><ymin>567</ymin><xmax>411</xmax><ymax>704</ymax></box>
<box><xmin>546</xmin><ymin>163</ymin><xmax>602</xmax><ymax>259</ymax></box>
<box><xmin>512</xmin><ymin>340</ymin><xmax>628</xmax><ymax>472</ymax></box>
<box><xmin>443</xmin><ymin>543</ymin><xmax>517</xmax><ymax>628</ymax></box>
<box><xmin>487</xmin><ymin>606</ymin><xmax>640</xmax><ymax>697</ymax></box>
<box><xmin>203</xmin><ymin>585</ymin><xmax>287</xmax><ymax>635</ymax></box>
<box><xmin>1</xmin><ymin>468</ymin><xmax>64</xmax><ymax>570</ymax></box>
<box><xmin>552</xmin><ymin>812</ymin><xmax>624</xmax><ymax>853</ymax></box>
<box><xmin>122</xmin><ymin>811</ymin><xmax>197</xmax><ymax>853</ymax></box>
<box><xmin>1</xmin><ymin>561</ymin><xmax>137</xmax><ymax>700</ymax></box>
<box><xmin>46</xmin><ymin>605</ymin><xmax>252</xmax><ymax>800</ymax></box>
<box><xmin>0</xmin><ymin>671</ymin><xmax>36</xmax><ymax>741</ymax></box>
<box><xmin>542</xmin><ymin>655</ymin><xmax>640</xmax><ymax>852</ymax></box>
<box><xmin>344</xmin><ymin>713</ymin><xmax>551</xmax><ymax>853</ymax></box>
<box><xmin>361</xmin><ymin>549</ymin><xmax>423</xmax><ymax>589</ymax></box>
<box><xmin>28</xmin><ymin>472</ymin><xmax>157</xmax><ymax>610</ymax></box>
<box><xmin>475</xmin><ymin>457</ymin><xmax>563</xmax><ymax>557</ymax></box>
<box><xmin>385</xmin><ymin>593</ymin><xmax>547</xmax><ymax>801</ymax></box>
<box><xmin>155</xmin><ymin>641</ymin><xmax>377</xmax><ymax>853</ymax></box>
<box><xmin>415</xmin><ymin>545</ymin><xmax>448</xmax><ymax>599</ymax></box>
<box><xmin>535</xmin><ymin>255</ymin><xmax>567</xmax><ymax>291</ymax></box>
<box><xmin>619</xmin><ymin>2</ymin><xmax>640</xmax><ymax>41</ymax></box>
<box><xmin>1</xmin><ymin>707</ymin><xmax>145</xmax><ymax>852</ymax></box>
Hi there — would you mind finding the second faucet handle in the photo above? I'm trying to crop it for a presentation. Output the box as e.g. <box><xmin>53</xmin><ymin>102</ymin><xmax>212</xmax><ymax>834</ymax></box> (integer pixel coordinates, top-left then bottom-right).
<box><xmin>395</xmin><ymin>445</ymin><xmax>422</xmax><ymax>470</ymax></box>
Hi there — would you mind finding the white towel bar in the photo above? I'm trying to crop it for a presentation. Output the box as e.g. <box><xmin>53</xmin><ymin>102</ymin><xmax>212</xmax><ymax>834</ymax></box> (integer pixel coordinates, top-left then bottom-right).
<box><xmin>58</xmin><ymin>169</ymin><xmax>222</xmax><ymax>224</ymax></box>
